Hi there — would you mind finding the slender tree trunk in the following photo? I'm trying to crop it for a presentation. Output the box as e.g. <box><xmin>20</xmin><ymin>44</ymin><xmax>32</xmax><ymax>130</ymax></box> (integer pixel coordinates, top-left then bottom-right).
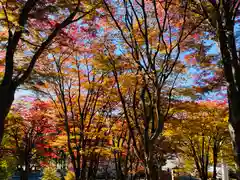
<box><xmin>201</xmin><ymin>174</ymin><xmax>208</xmax><ymax>180</ymax></box>
<box><xmin>144</xmin><ymin>155</ymin><xmax>157</xmax><ymax>180</ymax></box>
<box><xmin>75</xmin><ymin>167</ymin><xmax>81</xmax><ymax>180</ymax></box>
<box><xmin>87</xmin><ymin>156</ymin><xmax>99</xmax><ymax>180</ymax></box>
<box><xmin>80</xmin><ymin>158</ymin><xmax>87</xmax><ymax>180</ymax></box>
<box><xmin>0</xmin><ymin>85</ymin><xmax>16</xmax><ymax>143</ymax></box>
<box><xmin>20</xmin><ymin>168</ymin><xmax>26</xmax><ymax>180</ymax></box>
<box><xmin>114</xmin><ymin>153</ymin><xmax>124</xmax><ymax>180</ymax></box>
<box><xmin>199</xmin><ymin>166</ymin><xmax>208</xmax><ymax>180</ymax></box>
<box><xmin>213</xmin><ymin>154</ymin><xmax>218</xmax><ymax>180</ymax></box>
<box><xmin>143</xmin><ymin>141</ymin><xmax>158</xmax><ymax>180</ymax></box>
<box><xmin>212</xmin><ymin>142</ymin><xmax>218</xmax><ymax>180</ymax></box>
<box><xmin>20</xmin><ymin>164</ymin><xmax>29</xmax><ymax>180</ymax></box>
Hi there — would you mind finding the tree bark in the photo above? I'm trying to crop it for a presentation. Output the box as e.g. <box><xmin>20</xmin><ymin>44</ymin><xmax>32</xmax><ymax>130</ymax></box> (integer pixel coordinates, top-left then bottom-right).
<box><xmin>229</xmin><ymin>115</ymin><xmax>240</xmax><ymax>167</ymax></box>
<box><xmin>214</xmin><ymin>5</ymin><xmax>240</xmax><ymax>168</ymax></box>
<box><xmin>212</xmin><ymin>142</ymin><xmax>218</xmax><ymax>180</ymax></box>
<box><xmin>218</xmin><ymin>29</ymin><xmax>240</xmax><ymax>168</ymax></box>
<box><xmin>20</xmin><ymin>169</ymin><xmax>28</xmax><ymax>180</ymax></box>
<box><xmin>0</xmin><ymin>84</ymin><xmax>16</xmax><ymax>143</ymax></box>
<box><xmin>144</xmin><ymin>152</ymin><xmax>157</xmax><ymax>180</ymax></box>
<box><xmin>75</xmin><ymin>167</ymin><xmax>81</xmax><ymax>180</ymax></box>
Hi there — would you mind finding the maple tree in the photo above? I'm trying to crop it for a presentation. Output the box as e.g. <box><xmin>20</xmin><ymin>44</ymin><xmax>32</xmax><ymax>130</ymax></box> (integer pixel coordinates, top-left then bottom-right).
<box><xmin>0</xmin><ymin>0</ymin><xmax>239</xmax><ymax>179</ymax></box>
<box><xmin>28</xmin><ymin>21</ymin><xmax>183</xmax><ymax>179</ymax></box>
<box><xmin>33</xmin><ymin>37</ymin><xmax>117</xmax><ymax>179</ymax></box>
<box><xmin>100</xmin><ymin>0</ymin><xmax>203</xmax><ymax>179</ymax></box>
<box><xmin>2</xmin><ymin>98</ymin><xmax>57</xmax><ymax>180</ymax></box>
<box><xmin>0</xmin><ymin>0</ymin><xmax>101</xmax><ymax>144</ymax></box>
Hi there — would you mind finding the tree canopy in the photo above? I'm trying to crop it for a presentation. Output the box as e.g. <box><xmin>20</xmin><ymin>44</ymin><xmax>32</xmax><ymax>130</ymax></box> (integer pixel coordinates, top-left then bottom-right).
<box><xmin>0</xmin><ymin>0</ymin><xmax>239</xmax><ymax>180</ymax></box>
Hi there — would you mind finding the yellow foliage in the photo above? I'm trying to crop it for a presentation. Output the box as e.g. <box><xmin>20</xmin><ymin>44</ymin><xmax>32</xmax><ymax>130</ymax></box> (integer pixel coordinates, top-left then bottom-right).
<box><xmin>64</xmin><ymin>171</ymin><xmax>75</xmax><ymax>180</ymax></box>
<box><xmin>168</xmin><ymin>101</ymin><xmax>233</xmax><ymax>171</ymax></box>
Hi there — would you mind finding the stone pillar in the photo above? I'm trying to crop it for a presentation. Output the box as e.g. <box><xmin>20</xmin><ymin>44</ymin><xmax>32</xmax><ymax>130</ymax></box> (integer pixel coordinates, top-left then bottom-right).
<box><xmin>221</xmin><ymin>159</ymin><xmax>229</xmax><ymax>180</ymax></box>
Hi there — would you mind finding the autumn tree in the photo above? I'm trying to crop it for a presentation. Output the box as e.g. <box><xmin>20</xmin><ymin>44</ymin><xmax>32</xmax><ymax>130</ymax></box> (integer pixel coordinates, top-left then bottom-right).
<box><xmin>33</xmin><ymin>36</ymin><xmax>118</xmax><ymax>180</ymax></box>
<box><xmin>0</xmin><ymin>0</ymin><xmax>101</xmax><ymax>144</ymax></box>
<box><xmin>168</xmin><ymin>101</ymin><xmax>233</xmax><ymax>180</ymax></box>
<box><xmin>185</xmin><ymin>0</ymin><xmax>240</xmax><ymax>167</ymax></box>
<box><xmin>100</xmin><ymin>0</ymin><xmax>202</xmax><ymax>179</ymax></box>
<box><xmin>110</xmin><ymin>117</ymin><xmax>179</xmax><ymax>179</ymax></box>
<box><xmin>3</xmin><ymin>99</ymin><xmax>57</xmax><ymax>180</ymax></box>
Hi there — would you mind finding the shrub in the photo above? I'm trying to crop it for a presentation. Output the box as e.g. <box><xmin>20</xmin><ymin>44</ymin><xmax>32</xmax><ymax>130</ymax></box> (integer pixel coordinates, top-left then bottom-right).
<box><xmin>41</xmin><ymin>166</ymin><xmax>60</xmax><ymax>180</ymax></box>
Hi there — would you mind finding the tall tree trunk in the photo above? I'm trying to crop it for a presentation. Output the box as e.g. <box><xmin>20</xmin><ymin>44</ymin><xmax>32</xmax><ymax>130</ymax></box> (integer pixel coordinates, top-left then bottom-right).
<box><xmin>114</xmin><ymin>153</ymin><xmax>124</xmax><ymax>180</ymax></box>
<box><xmin>0</xmin><ymin>84</ymin><xmax>16</xmax><ymax>143</ymax></box>
<box><xmin>227</xmin><ymin>87</ymin><xmax>240</xmax><ymax>168</ymax></box>
<box><xmin>75</xmin><ymin>167</ymin><xmax>81</xmax><ymax>180</ymax></box>
<box><xmin>219</xmin><ymin>36</ymin><xmax>240</xmax><ymax>168</ymax></box>
<box><xmin>20</xmin><ymin>168</ymin><xmax>28</xmax><ymax>180</ymax></box>
<box><xmin>144</xmin><ymin>153</ymin><xmax>157</xmax><ymax>180</ymax></box>
<box><xmin>201</xmin><ymin>174</ymin><xmax>208</xmax><ymax>180</ymax></box>
<box><xmin>212</xmin><ymin>144</ymin><xmax>218</xmax><ymax>180</ymax></box>
<box><xmin>80</xmin><ymin>158</ymin><xmax>87</xmax><ymax>180</ymax></box>
<box><xmin>215</xmin><ymin>9</ymin><xmax>240</xmax><ymax>167</ymax></box>
<box><xmin>20</xmin><ymin>163</ymin><xmax>29</xmax><ymax>180</ymax></box>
